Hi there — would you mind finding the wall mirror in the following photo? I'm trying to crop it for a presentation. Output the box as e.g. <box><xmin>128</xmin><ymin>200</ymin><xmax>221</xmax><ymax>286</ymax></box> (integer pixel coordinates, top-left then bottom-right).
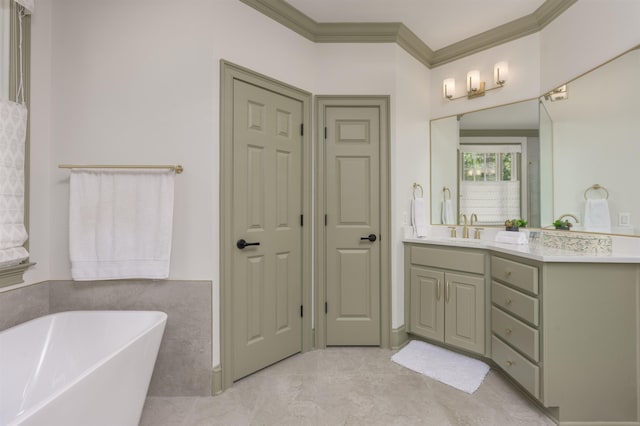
<box><xmin>430</xmin><ymin>45</ymin><xmax>639</xmax><ymax>236</ymax></box>
<box><xmin>430</xmin><ymin>99</ymin><xmax>544</xmax><ymax>228</ymax></box>
<box><xmin>540</xmin><ymin>46</ymin><xmax>639</xmax><ymax>235</ymax></box>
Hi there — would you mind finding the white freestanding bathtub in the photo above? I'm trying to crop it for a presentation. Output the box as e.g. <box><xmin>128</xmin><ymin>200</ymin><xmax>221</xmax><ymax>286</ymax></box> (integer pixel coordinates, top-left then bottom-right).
<box><xmin>0</xmin><ymin>310</ymin><xmax>167</xmax><ymax>426</ymax></box>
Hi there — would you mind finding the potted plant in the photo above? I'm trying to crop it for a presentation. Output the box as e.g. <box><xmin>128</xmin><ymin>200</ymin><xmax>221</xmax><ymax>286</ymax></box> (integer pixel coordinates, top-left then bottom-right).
<box><xmin>553</xmin><ymin>219</ymin><xmax>573</xmax><ymax>230</ymax></box>
<box><xmin>504</xmin><ymin>218</ymin><xmax>527</xmax><ymax>232</ymax></box>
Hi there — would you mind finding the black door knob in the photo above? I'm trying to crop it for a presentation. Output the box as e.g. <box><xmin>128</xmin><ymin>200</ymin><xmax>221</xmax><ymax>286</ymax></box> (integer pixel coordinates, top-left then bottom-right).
<box><xmin>237</xmin><ymin>239</ymin><xmax>260</xmax><ymax>249</ymax></box>
<box><xmin>360</xmin><ymin>234</ymin><xmax>377</xmax><ymax>242</ymax></box>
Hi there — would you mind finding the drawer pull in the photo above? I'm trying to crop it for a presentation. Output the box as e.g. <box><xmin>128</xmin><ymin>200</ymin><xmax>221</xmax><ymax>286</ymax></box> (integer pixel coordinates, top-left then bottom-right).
<box><xmin>506</xmin><ymin>360</ymin><xmax>514</xmax><ymax>367</ymax></box>
<box><xmin>505</xmin><ymin>297</ymin><xmax>512</xmax><ymax>305</ymax></box>
<box><xmin>505</xmin><ymin>328</ymin><xmax>512</xmax><ymax>335</ymax></box>
<box><xmin>436</xmin><ymin>280</ymin><xmax>441</xmax><ymax>301</ymax></box>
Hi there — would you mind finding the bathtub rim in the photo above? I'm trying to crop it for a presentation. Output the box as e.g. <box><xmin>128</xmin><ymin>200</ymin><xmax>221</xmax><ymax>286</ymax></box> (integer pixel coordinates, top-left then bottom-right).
<box><xmin>2</xmin><ymin>310</ymin><xmax>167</xmax><ymax>425</ymax></box>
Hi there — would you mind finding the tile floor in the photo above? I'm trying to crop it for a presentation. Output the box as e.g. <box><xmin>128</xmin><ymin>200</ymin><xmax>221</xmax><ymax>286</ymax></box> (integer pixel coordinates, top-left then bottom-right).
<box><xmin>140</xmin><ymin>347</ymin><xmax>554</xmax><ymax>426</ymax></box>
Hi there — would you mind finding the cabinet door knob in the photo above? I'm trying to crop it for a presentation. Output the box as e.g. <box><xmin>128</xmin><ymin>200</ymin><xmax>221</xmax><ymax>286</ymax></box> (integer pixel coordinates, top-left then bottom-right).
<box><xmin>506</xmin><ymin>360</ymin><xmax>514</xmax><ymax>367</ymax></box>
<box><xmin>445</xmin><ymin>281</ymin><xmax>450</xmax><ymax>303</ymax></box>
<box><xmin>505</xmin><ymin>271</ymin><xmax>512</xmax><ymax>277</ymax></box>
<box><xmin>436</xmin><ymin>280</ymin><xmax>441</xmax><ymax>301</ymax></box>
<box><xmin>505</xmin><ymin>297</ymin><xmax>512</xmax><ymax>305</ymax></box>
<box><xmin>505</xmin><ymin>328</ymin><xmax>512</xmax><ymax>335</ymax></box>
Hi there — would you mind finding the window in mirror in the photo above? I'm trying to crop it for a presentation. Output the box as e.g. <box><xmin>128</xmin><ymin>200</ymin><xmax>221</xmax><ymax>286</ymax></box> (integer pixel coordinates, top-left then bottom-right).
<box><xmin>459</xmin><ymin>144</ymin><xmax>522</xmax><ymax>225</ymax></box>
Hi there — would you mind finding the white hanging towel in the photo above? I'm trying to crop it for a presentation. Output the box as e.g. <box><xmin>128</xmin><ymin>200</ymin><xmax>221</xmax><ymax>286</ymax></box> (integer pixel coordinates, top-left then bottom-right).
<box><xmin>412</xmin><ymin>198</ymin><xmax>428</xmax><ymax>238</ymax></box>
<box><xmin>69</xmin><ymin>169</ymin><xmax>175</xmax><ymax>280</ymax></box>
<box><xmin>441</xmin><ymin>200</ymin><xmax>455</xmax><ymax>225</ymax></box>
<box><xmin>584</xmin><ymin>198</ymin><xmax>611</xmax><ymax>233</ymax></box>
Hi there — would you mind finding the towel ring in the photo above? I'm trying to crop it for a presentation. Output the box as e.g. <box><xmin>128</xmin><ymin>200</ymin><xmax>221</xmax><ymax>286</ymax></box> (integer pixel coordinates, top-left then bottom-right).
<box><xmin>412</xmin><ymin>183</ymin><xmax>423</xmax><ymax>199</ymax></box>
<box><xmin>443</xmin><ymin>187</ymin><xmax>451</xmax><ymax>201</ymax></box>
<box><xmin>584</xmin><ymin>184</ymin><xmax>609</xmax><ymax>200</ymax></box>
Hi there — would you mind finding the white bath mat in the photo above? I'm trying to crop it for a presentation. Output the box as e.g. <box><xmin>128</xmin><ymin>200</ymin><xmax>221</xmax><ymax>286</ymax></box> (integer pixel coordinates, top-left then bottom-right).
<box><xmin>391</xmin><ymin>340</ymin><xmax>490</xmax><ymax>394</ymax></box>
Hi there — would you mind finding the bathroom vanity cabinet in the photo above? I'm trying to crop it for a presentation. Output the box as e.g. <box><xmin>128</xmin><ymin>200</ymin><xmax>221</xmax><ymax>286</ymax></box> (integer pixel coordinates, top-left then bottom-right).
<box><xmin>490</xmin><ymin>255</ymin><xmax>541</xmax><ymax>399</ymax></box>
<box><xmin>404</xmin><ymin>241</ymin><xmax>640</xmax><ymax>426</ymax></box>
<box><xmin>406</xmin><ymin>245</ymin><xmax>487</xmax><ymax>355</ymax></box>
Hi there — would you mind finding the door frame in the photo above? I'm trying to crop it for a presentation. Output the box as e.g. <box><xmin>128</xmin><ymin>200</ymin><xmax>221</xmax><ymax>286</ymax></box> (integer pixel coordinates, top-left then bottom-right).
<box><xmin>220</xmin><ymin>60</ymin><xmax>313</xmax><ymax>391</ymax></box>
<box><xmin>314</xmin><ymin>95</ymin><xmax>391</xmax><ymax>349</ymax></box>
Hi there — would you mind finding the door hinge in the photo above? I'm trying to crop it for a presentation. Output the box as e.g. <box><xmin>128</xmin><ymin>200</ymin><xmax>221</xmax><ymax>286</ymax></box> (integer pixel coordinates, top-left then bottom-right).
<box><xmin>300</xmin><ymin>305</ymin><xmax>303</xmax><ymax>317</ymax></box>
<box><xmin>325</xmin><ymin>302</ymin><xmax>328</xmax><ymax>314</ymax></box>
<box><xmin>324</xmin><ymin>127</ymin><xmax>327</xmax><ymax>140</ymax></box>
<box><xmin>300</xmin><ymin>214</ymin><xmax>303</xmax><ymax>227</ymax></box>
<box><xmin>300</xmin><ymin>123</ymin><xmax>304</xmax><ymax>136</ymax></box>
<box><xmin>324</xmin><ymin>214</ymin><xmax>327</xmax><ymax>226</ymax></box>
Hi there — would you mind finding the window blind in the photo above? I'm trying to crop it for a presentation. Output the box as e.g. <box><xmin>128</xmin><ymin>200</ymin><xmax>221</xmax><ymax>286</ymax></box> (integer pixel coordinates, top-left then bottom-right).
<box><xmin>0</xmin><ymin>98</ymin><xmax>28</xmax><ymax>266</ymax></box>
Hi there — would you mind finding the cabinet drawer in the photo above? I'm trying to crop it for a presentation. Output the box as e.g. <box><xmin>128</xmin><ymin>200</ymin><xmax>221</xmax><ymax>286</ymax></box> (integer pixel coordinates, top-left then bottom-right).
<box><xmin>411</xmin><ymin>246</ymin><xmax>484</xmax><ymax>274</ymax></box>
<box><xmin>492</xmin><ymin>335</ymin><xmax>540</xmax><ymax>400</ymax></box>
<box><xmin>491</xmin><ymin>307</ymin><xmax>539</xmax><ymax>361</ymax></box>
<box><xmin>491</xmin><ymin>281</ymin><xmax>539</xmax><ymax>326</ymax></box>
<box><xmin>491</xmin><ymin>256</ymin><xmax>538</xmax><ymax>295</ymax></box>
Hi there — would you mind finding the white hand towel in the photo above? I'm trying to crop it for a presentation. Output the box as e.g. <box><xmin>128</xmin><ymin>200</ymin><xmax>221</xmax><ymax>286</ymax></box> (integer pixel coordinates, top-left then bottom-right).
<box><xmin>494</xmin><ymin>231</ymin><xmax>528</xmax><ymax>245</ymax></box>
<box><xmin>584</xmin><ymin>199</ymin><xmax>611</xmax><ymax>233</ymax></box>
<box><xmin>412</xmin><ymin>198</ymin><xmax>428</xmax><ymax>238</ymax></box>
<box><xmin>441</xmin><ymin>200</ymin><xmax>455</xmax><ymax>225</ymax></box>
<box><xmin>69</xmin><ymin>169</ymin><xmax>175</xmax><ymax>281</ymax></box>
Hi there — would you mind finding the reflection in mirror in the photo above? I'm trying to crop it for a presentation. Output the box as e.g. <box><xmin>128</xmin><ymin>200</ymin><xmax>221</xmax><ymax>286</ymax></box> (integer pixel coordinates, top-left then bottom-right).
<box><xmin>459</xmin><ymin>140</ymin><xmax>523</xmax><ymax>225</ymax></box>
<box><xmin>430</xmin><ymin>100</ymin><xmax>542</xmax><ymax>228</ymax></box>
<box><xmin>540</xmin><ymin>46</ymin><xmax>640</xmax><ymax>235</ymax></box>
<box><xmin>538</xmin><ymin>102</ymin><xmax>554</xmax><ymax>227</ymax></box>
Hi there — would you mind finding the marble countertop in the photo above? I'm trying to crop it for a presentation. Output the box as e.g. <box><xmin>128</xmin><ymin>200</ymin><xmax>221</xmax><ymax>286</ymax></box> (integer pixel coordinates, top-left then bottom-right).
<box><xmin>403</xmin><ymin>235</ymin><xmax>640</xmax><ymax>263</ymax></box>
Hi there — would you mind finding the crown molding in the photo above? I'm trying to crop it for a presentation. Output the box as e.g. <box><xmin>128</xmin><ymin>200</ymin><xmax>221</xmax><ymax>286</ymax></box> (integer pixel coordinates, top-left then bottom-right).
<box><xmin>534</xmin><ymin>0</ymin><xmax>578</xmax><ymax>27</ymax></box>
<box><xmin>240</xmin><ymin>0</ymin><xmax>317</xmax><ymax>40</ymax></box>
<box><xmin>431</xmin><ymin>0</ymin><xmax>577</xmax><ymax>66</ymax></box>
<box><xmin>239</xmin><ymin>0</ymin><xmax>576</xmax><ymax>68</ymax></box>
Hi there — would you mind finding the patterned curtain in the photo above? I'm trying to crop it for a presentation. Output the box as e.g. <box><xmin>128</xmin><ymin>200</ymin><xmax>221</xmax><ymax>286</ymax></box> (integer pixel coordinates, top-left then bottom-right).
<box><xmin>0</xmin><ymin>98</ymin><xmax>28</xmax><ymax>266</ymax></box>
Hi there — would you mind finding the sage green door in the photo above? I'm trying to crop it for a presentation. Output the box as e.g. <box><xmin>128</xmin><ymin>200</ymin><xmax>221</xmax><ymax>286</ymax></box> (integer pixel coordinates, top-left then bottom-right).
<box><xmin>324</xmin><ymin>106</ymin><xmax>381</xmax><ymax>346</ymax></box>
<box><xmin>232</xmin><ymin>79</ymin><xmax>303</xmax><ymax>380</ymax></box>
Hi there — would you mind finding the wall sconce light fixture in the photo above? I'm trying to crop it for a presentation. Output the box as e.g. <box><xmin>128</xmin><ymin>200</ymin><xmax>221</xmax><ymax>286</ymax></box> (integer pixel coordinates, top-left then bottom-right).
<box><xmin>443</xmin><ymin>78</ymin><xmax>455</xmax><ymax>99</ymax></box>
<box><xmin>494</xmin><ymin>61</ymin><xmax>508</xmax><ymax>86</ymax></box>
<box><xmin>443</xmin><ymin>61</ymin><xmax>508</xmax><ymax>100</ymax></box>
<box><xmin>544</xmin><ymin>84</ymin><xmax>568</xmax><ymax>101</ymax></box>
<box><xmin>466</xmin><ymin>70</ymin><xmax>483</xmax><ymax>98</ymax></box>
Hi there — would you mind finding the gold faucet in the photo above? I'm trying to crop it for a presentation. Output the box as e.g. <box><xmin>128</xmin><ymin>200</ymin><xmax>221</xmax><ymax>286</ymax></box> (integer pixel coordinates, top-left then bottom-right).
<box><xmin>469</xmin><ymin>213</ymin><xmax>483</xmax><ymax>239</ymax></box>
<box><xmin>459</xmin><ymin>213</ymin><xmax>469</xmax><ymax>238</ymax></box>
<box><xmin>558</xmin><ymin>213</ymin><xmax>580</xmax><ymax>224</ymax></box>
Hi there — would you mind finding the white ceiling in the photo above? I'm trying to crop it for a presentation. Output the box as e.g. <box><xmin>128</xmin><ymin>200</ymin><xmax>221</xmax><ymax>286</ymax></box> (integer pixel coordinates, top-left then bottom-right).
<box><xmin>286</xmin><ymin>0</ymin><xmax>545</xmax><ymax>50</ymax></box>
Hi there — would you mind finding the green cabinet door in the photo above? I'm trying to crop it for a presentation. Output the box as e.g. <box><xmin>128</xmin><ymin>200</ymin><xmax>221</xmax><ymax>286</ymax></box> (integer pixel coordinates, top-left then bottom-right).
<box><xmin>444</xmin><ymin>272</ymin><xmax>485</xmax><ymax>354</ymax></box>
<box><xmin>410</xmin><ymin>266</ymin><xmax>445</xmax><ymax>342</ymax></box>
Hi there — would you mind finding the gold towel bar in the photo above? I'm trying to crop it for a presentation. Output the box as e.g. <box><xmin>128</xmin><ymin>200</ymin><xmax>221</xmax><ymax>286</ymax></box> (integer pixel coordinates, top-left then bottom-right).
<box><xmin>584</xmin><ymin>183</ymin><xmax>608</xmax><ymax>200</ymax></box>
<box><xmin>443</xmin><ymin>187</ymin><xmax>451</xmax><ymax>200</ymax></box>
<box><xmin>59</xmin><ymin>164</ymin><xmax>184</xmax><ymax>174</ymax></box>
<box><xmin>412</xmin><ymin>183</ymin><xmax>424</xmax><ymax>199</ymax></box>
